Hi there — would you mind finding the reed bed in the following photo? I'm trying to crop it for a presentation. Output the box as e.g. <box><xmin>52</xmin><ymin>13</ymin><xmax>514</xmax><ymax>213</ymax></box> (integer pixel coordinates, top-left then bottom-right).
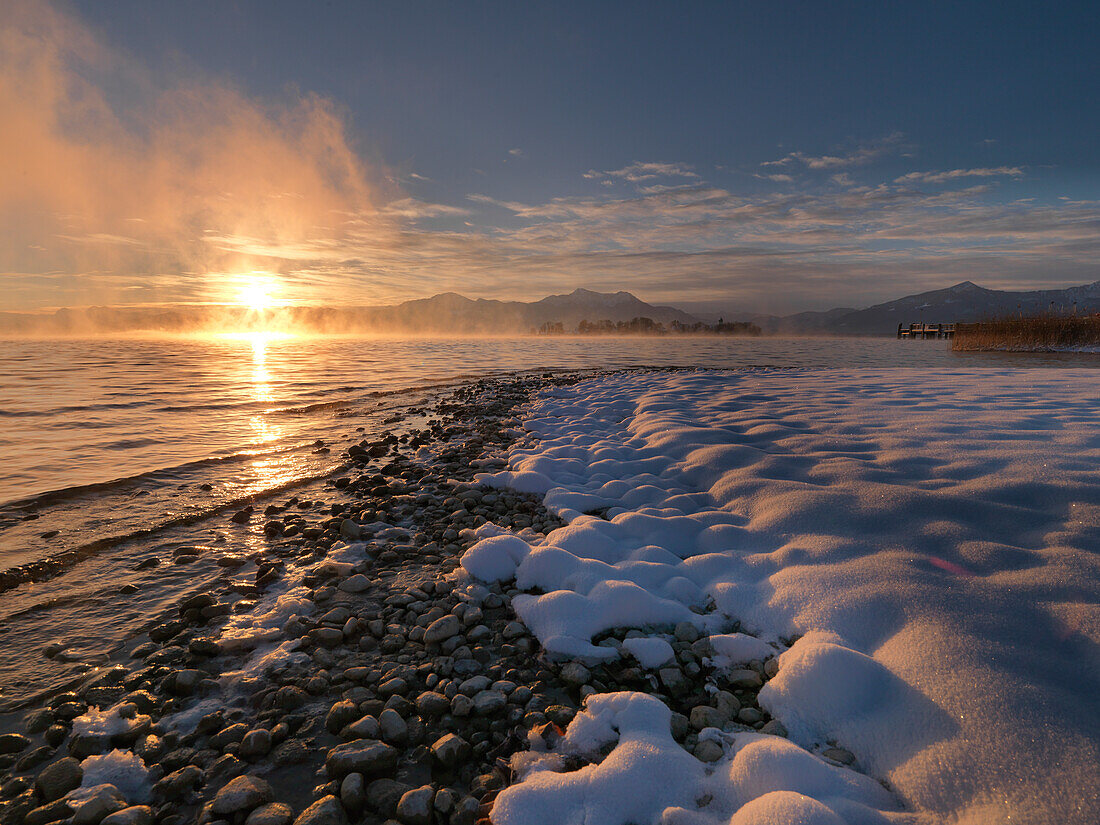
<box><xmin>952</xmin><ymin>314</ymin><xmax>1100</xmax><ymax>351</ymax></box>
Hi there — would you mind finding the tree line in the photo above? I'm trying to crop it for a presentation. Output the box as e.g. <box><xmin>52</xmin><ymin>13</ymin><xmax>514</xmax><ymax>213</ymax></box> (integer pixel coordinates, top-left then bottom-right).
<box><xmin>534</xmin><ymin>317</ymin><xmax>762</xmax><ymax>336</ymax></box>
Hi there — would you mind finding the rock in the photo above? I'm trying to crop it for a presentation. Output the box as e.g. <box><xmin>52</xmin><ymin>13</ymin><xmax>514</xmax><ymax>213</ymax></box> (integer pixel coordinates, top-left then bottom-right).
<box><xmin>154</xmin><ymin>765</ymin><xmax>202</xmax><ymax>799</ymax></box>
<box><xmin>325</xmin><ymin>739</ymin><xmax>398</xmax><ymax>778</ymax></box>
<box><xmin>210</xmin><ymin>775</ymin><xmax>274</xmax><ymax>815</ymax></box>
<box><xmin>325</xmin><ymin>701</ymin><xmax>361</xmax><ymax>734</ymax></box>
<box><xmin>309</xmin><ymin>628</ymin><xmax>344</xmax><ymax>648</ymax></box>
<box><xmin>23</xmin><ymin>799</ymin><xmax>74</xmax><ymax>825</ymax></box>
<box><xmin>274</xmin><ymin>686</ymin><xmax>308</xmax><ymax>709</ymax></box>
<box><xmin>168</xmin><ymin>669</ymin><xmax>205</xmax><ymax>695</ymax></box>
<box><xmin>339</xmin><ymin>520</ymin><xmax>362</xmax><ymax>540</ymax></box>
<box><xmin>343</xmin><ymin>716</ymin><xmax>381</xmax><ymax>740</ymax></box>
<box><xmin>340</xmin><ymin>772</ymin><xmax>364</xmax><ymax>811</ymax></box>
<box><xmin>71</xmin><ymin>784</ymin><xmax>128</xmax><ymax>825</ymax></box>
<box><xmin>674</xmin><ymin>622</ymin><xmax>701</xmax><ymax>642</ymax></box>
<box><xmin>659</xmin><ymin>667</ymin><xmax>689</xmax><ymax>695</ymax></box>
<box><xmin>239</xmin><ymin>729</ymin><xmax>272</xmax><ymax>759</ymax></box>
<box><xmin>689</xmin><ymin>705</ymin><xmax>727</xmax><ymax>731</ymax></box>
<box><xmin>430</xmin><ymin>733</ymin><xmax>470</xmax><ymax>768</ymax></box>
<box><xmin>338</xmin><ymin>574</ymin><xmax>370</xmax><ymax>593</ymax></box>
<box><xmin>669</xmin><ymin>712</ymin><xmax>690</xmax><ymax>741</ymax></box>
<box><xmin>99</xmin><ymin>807</ymin><xmax>153</xmax><ymax>825</ymax></box>
<box><xmin>245</xmin><ymin>803</ymin><xmax>295</xmax><ymax>825</ymax></box>
<box><xmin>35</xmin><ymin>756</ymin><xmax>83</xmax><ymax>801</ymax></box>
<box><xmin>396</xmin><ymin>786</ymin><xmax>434</xmax><ymax>825</ymax></box>
<box><xmin>738</xmin><ymin>707</ymin><xmax>764</xmax><ymax>725</ymax></box>
<box><xmin>366</xmin><ymin>779</ymin><xmax>412</xmax><ymax>818</ymax></box>
<box><xmin>760</xmin><ymin>719</ymin><xmax>788</xmax><ymax>737</ymax></box>
<box><xmin>379</xmin><ymin>709</ymin><xmax>407</xmax><ymax>744</ymax></box>
<box><xmin>693</xmin><ymin>740</ymin><xmax>724</xmax><ymax>762</ymax></box>
<box><xmin>764</xmin><ymin>658</ymin><xmax>780</xmax><ymax>678</ymax></box>
<box><xmin>377</xmin><ymin>677</ymin><xmax>408</xmax><ymax>697</ymax></box>
<box><xmin>727</xmin><ymin>669</ymin><xmax>763</xmax><ymax>690</ymax></box>
<box><xmin>823</xmin><ymin>746</ymin><xmax>856</xmax><ymax>765</ymax></box>
<box><xmin>0</xmin><ymin>733</ymin><xmax>30</xmax><ymax>754</ymax></box>
<box><xmin>449</xmin><ymin>693</ymin><xmax>473</xmax><ymax>717</ymax></box>
<box><xmin>472</xmin><ymin>690</ymin><xmax>506</xmax><ymax>716</ymax></box>
<box><xmin>415</xmin><ymin>691</ymin><xmax>450</xmax><ymax>717</ymax></box>
<box><xmin>560</xmin><ymin>662</ymin><xmax>590</xmax><ymax>685</ymax></box>
<box><xmin>423</xmin><ymin>615</ymin><xmax>462</xmax><ymax>645</ymax></box>
<box><xmin>292</xmin><ymin>795</ymin><xmax>347</xmax><ymax>825</ymax></box>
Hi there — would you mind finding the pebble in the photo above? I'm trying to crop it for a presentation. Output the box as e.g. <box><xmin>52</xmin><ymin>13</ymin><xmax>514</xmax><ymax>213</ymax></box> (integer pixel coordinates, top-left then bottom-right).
<box><xmin>245</xmin><ymin>803</ymin><xmax>296</xmax><ymax>825</ymax></box>
<box><xmin>210</xmin><ymin>775</ymin><xmax>275</xmax><ymax>815</ymax></box>
<box><xmin>423</xmin><ymin>614</ymin><xmax>462</xmax><ymax>644</ymax></box>
<box><xmin>292</xmin><ymin>795</ymin><xmax>347</xmax><ymax>825</ymax></box>
<box><xmin>100</xmin><ymin>806</ymin><xmax>154</xmax><ymax>825</ymax></box>
<box><xmin>727</xmin><ymin>669</ymin><xmax>764</xmax><ymax>690</ymax></box>
<box><xmin>0</xmin><ymin>733</ymin><xmax>29</xmax><ymax>754</ymax></box>
<box><xmin>693</xmin><ymin>740</ymin><xmax>725</xmax><ymax>762</ymax></box>
<box><xmin>325</xmin><ymin>739</ymin><xmax>398</xmax><ymax>777</ymax></box>
<box><xmin>35</xmin><ymin>757</ymin><xmax>82</xmax><ymax>802</ymax></box>
<box><xmin>396</xmin><ymin>785</ymin><xmax>435</xmax><ymax>825</ymax></box>
<box><xmin>338</xmin><ymin>574</ymin><xmax>370</xmax><ymax>593</ymax></box>
<box><xmin>430</xmin><ymin>733</ymin><xmax>470</xmax><ymax>767</ymax></box>
<box><xmin>560</xmin><ymin>662</ymin><xmax>591</xmax><ymax>685</ymax></box>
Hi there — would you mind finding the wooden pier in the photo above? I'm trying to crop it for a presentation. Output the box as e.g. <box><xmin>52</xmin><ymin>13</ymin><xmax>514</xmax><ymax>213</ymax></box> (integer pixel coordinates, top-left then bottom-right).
<box><xmin>897</xmin><ymin>322</ymin><xmax>956</xmax><ymax>339</ymax></box>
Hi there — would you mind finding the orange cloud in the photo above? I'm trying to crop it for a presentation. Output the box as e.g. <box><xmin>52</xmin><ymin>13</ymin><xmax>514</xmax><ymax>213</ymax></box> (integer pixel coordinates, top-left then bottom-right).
<box><xmin>0</xmin><ymin>0</ymin><xmax>387</xmax><ymax>308</ymax></box>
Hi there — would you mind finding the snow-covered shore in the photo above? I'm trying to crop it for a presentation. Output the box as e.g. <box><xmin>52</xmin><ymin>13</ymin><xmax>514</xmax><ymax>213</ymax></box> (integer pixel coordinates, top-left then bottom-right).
<box><xmin>476</xmin><ymin>368</ymin><xmax>1100</xmax><ymax>825</ymax></box>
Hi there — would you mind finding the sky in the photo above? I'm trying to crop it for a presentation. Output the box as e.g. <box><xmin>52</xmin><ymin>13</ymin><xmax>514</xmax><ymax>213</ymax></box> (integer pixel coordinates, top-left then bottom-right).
<box><xmin>2</xmin><ymin>0</ymin><xmax>1098</xmax><ymax>315</ymax></box>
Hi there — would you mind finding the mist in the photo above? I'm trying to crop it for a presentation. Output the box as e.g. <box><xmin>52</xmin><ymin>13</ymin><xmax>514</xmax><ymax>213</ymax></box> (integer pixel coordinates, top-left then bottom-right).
<box><xmin>0</xmin><ymin>0</ymin><xmax>385</xmax><ymax>310</ymax></box>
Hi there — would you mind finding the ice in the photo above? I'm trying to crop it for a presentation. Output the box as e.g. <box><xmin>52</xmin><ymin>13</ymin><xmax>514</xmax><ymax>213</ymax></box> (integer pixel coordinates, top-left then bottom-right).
<box><xmin>71</xmin><ymin>704</ymin><xmax>139</xmax><ymax>738</ymax></box>
<box><xmin>78</xmin><ymin>750</ymin><xmax>150</xmax><ymax>803</ymax></box>
<box><xmin>218</xmin><ymin>585</ymin><xmax>313</xmax><ymax>651</ymax></box>
<box><xmin>484</xmin><ymin>369</ymin><xmax>1100</xmax><ymax>824</ymax></box>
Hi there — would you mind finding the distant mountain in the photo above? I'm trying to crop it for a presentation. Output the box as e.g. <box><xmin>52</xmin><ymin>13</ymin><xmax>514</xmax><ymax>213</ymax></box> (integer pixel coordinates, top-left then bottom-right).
<box><xmin>745</xmin><ymin>280</ymin><xmax>1100</xmax><ymax>336</ymax></box>
<box><xmin>0</xmin><ymin>288</ymin><xmax>700</xmax><ymax>335</ymax></box>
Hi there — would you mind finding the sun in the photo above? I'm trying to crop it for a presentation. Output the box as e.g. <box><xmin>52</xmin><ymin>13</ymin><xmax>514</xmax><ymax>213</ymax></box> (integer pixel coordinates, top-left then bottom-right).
<box><xmin>237</xmin><ymin>276</ymin><xmax>277</xmax><ymax>311</ymax></box>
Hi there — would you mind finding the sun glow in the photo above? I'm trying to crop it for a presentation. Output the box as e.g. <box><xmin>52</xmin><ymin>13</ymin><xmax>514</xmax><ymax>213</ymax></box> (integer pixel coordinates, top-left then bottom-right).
<box><xmin>237</xmin><ymin>275</ymin><xmax>280</xmax><ymax>312</ymax></box>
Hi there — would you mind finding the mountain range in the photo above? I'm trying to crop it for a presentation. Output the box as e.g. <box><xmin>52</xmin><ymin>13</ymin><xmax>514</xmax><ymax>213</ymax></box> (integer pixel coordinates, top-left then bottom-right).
<box><xmin>3</xmin><ymin>280</ymin><xmax>1099</xmax><ymax>336</ymax></box>
<box><xmin>744</xmin><ymin>280</ymin><xmax>1100</xmax><ymax>335</ymax></box>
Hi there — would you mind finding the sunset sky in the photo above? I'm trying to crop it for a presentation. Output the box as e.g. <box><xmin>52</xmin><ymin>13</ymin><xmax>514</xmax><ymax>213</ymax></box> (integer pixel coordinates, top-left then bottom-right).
<box><xmin>3</xmin><ymin>0</ymin><xmax>1098</xmax><ymax>314</ymax></box>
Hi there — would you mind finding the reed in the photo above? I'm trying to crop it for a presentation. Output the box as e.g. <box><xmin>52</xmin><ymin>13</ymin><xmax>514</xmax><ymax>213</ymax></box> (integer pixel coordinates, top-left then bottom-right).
<box><xmin>952</xmin><ymin>314</ymin><xmax>1100</xmax><ymax>351</ymax></box>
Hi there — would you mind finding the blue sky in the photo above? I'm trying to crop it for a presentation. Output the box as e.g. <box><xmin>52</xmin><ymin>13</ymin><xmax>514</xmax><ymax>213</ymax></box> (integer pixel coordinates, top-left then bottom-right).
<box><xmin>4</xmin><ymin>0</ymin><xmax>1099</xmax><ymax>313</ymax></box>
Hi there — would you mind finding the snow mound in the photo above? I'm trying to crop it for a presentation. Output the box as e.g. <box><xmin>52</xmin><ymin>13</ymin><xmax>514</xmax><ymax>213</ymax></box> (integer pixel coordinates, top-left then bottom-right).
<box><xmin>492</xmin><ymin>692</ymin><xmax>907</xmax><ymax>825</ymax></box>
<box><xmin>622</xmin><ymin>636</ymin><xmax>675</xmax><ymax>668</ymax></box>
<box><xmin>484</xmin><ymin>368</ymin><xmax>1100</xmax><ymax>824</ymax></box>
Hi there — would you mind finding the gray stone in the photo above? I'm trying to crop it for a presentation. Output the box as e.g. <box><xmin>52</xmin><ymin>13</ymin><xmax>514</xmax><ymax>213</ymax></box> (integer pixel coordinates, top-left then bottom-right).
<box><xmin>379</xmin><ymin>709</ymin><xmax>407</xmax><ymax>744</ymax></box>
<box><xmin>430</xmin><ymin>733</ymin><xmax>470</xmax><ymax>768</ymax></box>
<box><xmin>35</xmin><ymin>757</ymin><xmax>83</xmax><ymax>802</ymax></box>
<box><xmin>154</xmin><ymin>765</ymin><xmax>202</xmax><ymax>799</ymax></box>
<box><xmin>560</xmin><ymin>662</ymin><xmax>590</xmax><ymax>685</ymax></box>
<box><xmin>326</xmin><ymin>701</ymin><xmax>361</xmax><ymax>734</ymax></box>
<box><xmin>689</xmin><ymin>705</ymin><xmax>727</xmax><ymax>731</ymax></box>
<box><xmin>239</xmin><ymin>729</ymin><xmax>272</xmax><ymax>759</ymax></box>
<box><xmin>457</xmin><ymin>675</ymin><xmax>490</xmax><ymax>695</ymax></box>
<box><xmin>659</xmin><ymin>667</ymin><xmax>689</xmax><ymax>695</ymax></box>
<box><xmin>669</xmin><ymin>712</ymin><xmax>689</xmax><ymax>741</ymax></box>
<box><xmin>343</xmin><ymin>714</ymin><xmax>381</xmax><ymax>740</ymax></box>
<box><xmin>738</xmin><ymin>707</ymin><xmax>764</xmax><ymax>725</ymax></box>
<box><xmin>450</xmin><ymin>694</ymin><xmax>473</xmax><ymax>717</ymax></box>
<box><xmin>377</xmin><ymin>677</ymin><xmax>408</xmax><ymax>697</ymax></box>
<box><xmin>24</xmin><ymin>799</ymin><xmax>74</xmax><ymax>825</ymax></box>
<box><xmin>674</xmin><ymin>622</ymin><xmax>701</xmax><ymax>642</ymax></box>
<box><xmin>366</xmin><ymin>779</ymin><xmax>412</xmax><ymax>818</ymax></box>
<box><xmin>727</xmin><ymin>669</ymin><xmax>763</xmax><ymax>690</ymax></box>
<box><xmin>340</xmin><ymin>772</ymin><xmax>364</xmax><ymax>811</ymax></box>
<box><xmin>245</xmin><ymin>803</ymin><xmax>295</xmax><ymax>825</ymax></box>
<box><xmin>210</xmin><ymin>775</ymin><xmax>274</xmax><ymax>815</ymax></box>
<box><xmin>338</xmin><ymin>575</ymin><xmax>370</xmax><ymax>593</ymax></box>
<box><xmin>396</xmin><ymin>785</ymin><xmax>434</xmax><ymax>825</ymax></box>
<box><xmin>99</xmin><ymin>807</ymin><xmax>153</xmax><ymax>825</ymax></box>
<box><xmin>325</xmin><ymin>739</ymin><xmax>398</xmax><ymax>778</ymax></box>
<box><xmin>0</xmin><ymin>733</ymin><xmax>30</xmax><ymax>754</ymax></box>
<box><xmin>472</xmin><ymin>690</ymin><xmax>506</xmax><ymax>716</ymax></box>
<box><xmin>292</xmin><ymin>795</ymin><xmax>347</xmax><ymax>825</ymax></box>
<box><xmin>693</xmin><ymin>740</ymin><xmax>724</xmax><ymax>762</ymax></box>
<box><xmin>423</xmin><ymin>615</ymin><xmax>462</xmax><ymax>645</ymax></box>
<box><xmin>764</xmin><ymin>657</ymin><xmax>780</xmax><ymax>678</ymax></box>
<box><xmin>823</xmin><ymin>747</ymin><xmax>855</xmax><ymax>765</ymax></box>
<box><xmin>760</xmin><ymin>719</ymin><xmax>788</xmax><ymax>738</ymax></box>
<box><xmin>72</xmin><ymin>784</ymin><xmax>127</xmax><ymax>825</ymax></box>
<box><xmin>415</xmin><ymin>691</ymin><xmax>450</xmax><ymax>717</ymax></box>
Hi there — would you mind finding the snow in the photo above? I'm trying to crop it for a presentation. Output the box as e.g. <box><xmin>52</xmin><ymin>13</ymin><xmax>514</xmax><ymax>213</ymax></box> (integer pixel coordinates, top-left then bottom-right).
<box><xmin>71</xmin><ymin>704</ymin><xmax>139</xmax><ymax>738</ymax></box>
<box><xmin>460</xmin><ymin>534</ymin><xmax>532</xmax><ymax>582</ymax></box>
<box><xmin>493</xmin><ymin>692</ymin><xmax>907</xmax><ymax>825</ymax></box>
<box><xmin>481</xmin><ymin>369</ymin><xmax>1100</xmax><ymax>825</ymax></box>
<box><xmin>78</xmin><ymin>750</ymin><xmax>150</xmax><ymax>803</ymax></box>
<box><xmin>622</xmin><ymin>636</ymin><xmax>675</xmax><ymax>668</ymax></box>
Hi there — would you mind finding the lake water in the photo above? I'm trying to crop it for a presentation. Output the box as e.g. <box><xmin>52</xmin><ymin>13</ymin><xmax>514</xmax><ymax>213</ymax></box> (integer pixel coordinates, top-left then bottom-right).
<box><xmin>0</xmin><ymin>333</ymin><xmax>1095</xmax><ymax>712</ymax></box>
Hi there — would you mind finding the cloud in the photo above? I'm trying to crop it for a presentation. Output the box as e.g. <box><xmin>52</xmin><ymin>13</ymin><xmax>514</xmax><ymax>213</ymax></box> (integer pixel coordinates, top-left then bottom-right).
<box><xmin>584</xmin><ymin>161</ymin><xmax>699</xmax><ymax>183</ymax></box>
<box><xmin>0</xmin><ymin>0</ymin><xmax>389</xmax><ymax>308</ymax></box>
<box><xmin>508</xmin><ymin>148</ymin><xmax>524</xmax><ymax>157</ymax></box>
<box><xmin>763</xmin><ymin>133</ymin><xmax>906</xmax><ymax>170</ymax></box>
<box><xmin>894</xmin><ymin>167</ymin><xmax>1025</xmax><ymax>185</ymax></box>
